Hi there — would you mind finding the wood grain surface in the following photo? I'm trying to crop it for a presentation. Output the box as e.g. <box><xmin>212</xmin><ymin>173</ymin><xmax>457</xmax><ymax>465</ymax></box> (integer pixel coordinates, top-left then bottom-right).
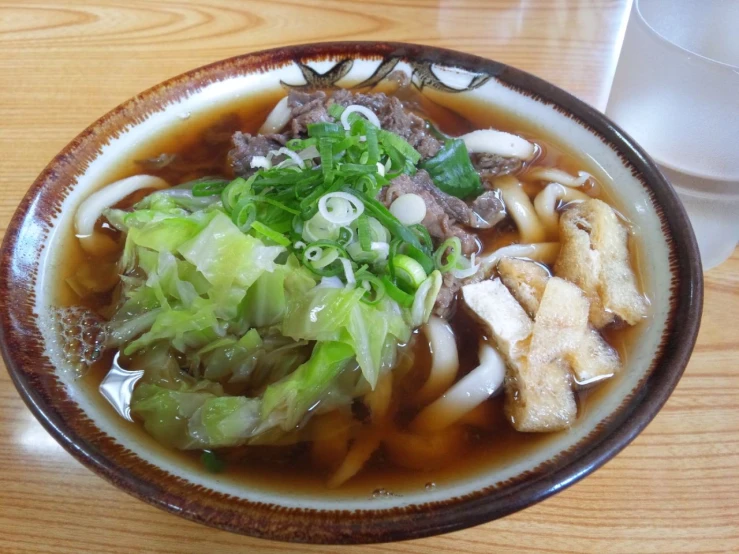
<box><xmin>1</xmin><ymin>1</ymin><xmax>737</xmax><ymax>552</ymax></box>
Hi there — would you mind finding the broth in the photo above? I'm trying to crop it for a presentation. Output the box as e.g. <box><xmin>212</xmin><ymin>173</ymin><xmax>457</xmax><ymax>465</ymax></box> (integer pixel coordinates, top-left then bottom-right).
<box><xmin>56</xmin><ymin>86</ymin><xmax>648</xmax><ymax>496</ymax></box>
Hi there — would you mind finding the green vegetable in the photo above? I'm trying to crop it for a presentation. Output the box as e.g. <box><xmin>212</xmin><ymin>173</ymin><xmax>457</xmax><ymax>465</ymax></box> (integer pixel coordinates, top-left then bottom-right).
<box><xmin>378</xmin><ymin>130</ymin><xmax>421</xmax><ymax>165</ymax></box>
<box><xmin>357</xmin><ymin>214</ymin><xmax>372</xmax><ymax>251</ymax></box>
<box><xmin>343</xmin><ymin>297</ymin><xmax>410</xmax><ymax>388</ymax></box>
<box><xmin>200</xmin><ymin>450</ymin><xmax>225</xmax><ymax>473</ymax></box>
<box><xmin>250</xmin><ymin>221</ymin><xmax>291</xmax><ymax>246</ymax></box>
<box><xmin>327</xmin><ymin>103</ymin><xmax>345</xmax><ymax>119</ymax></box>
<box><xmin>197</xmin><ymin>330</ymin><xmax>262</xmax><ymax>382</ymax></box>
<box><xmin>381</xmin><ymin>276</ymin><xmax>414</xmax><ymax>308</ymax></box>
<box><xmin>413</xmin><ymin>270</ymin><xmax>443</xmax><ymax>327</ymax></box>
<box><xmin>392</xmin><ymin>254</ymin><xmax>427</xmax><ymax>289</ymax></box>
<box><xmin>434</xmin><ymin>236</ymin><xmax>462</xmax><ymax>273</ymax></box>
<box><xmin>356</xmin><ymin>273</ymin><xmax>385</xmax><ymax>305</ymax></box>
<box><xmin>123</xmin><ymin>297</ymin><xmax>224</xmax><ymax>355</ymax></box>
<box><xmin>262</xmin><ymin>341</ymin><xmax>356</xmax><ymax>430</ymax></box>
<box><xmin>197</xmin><ymin>396</ymin><xmax>262</xmax><ymax>446</ymax></box>
<box><xmin>421</xmin><ymin>139</ymin><xmax>482</xmax><ymax>198</ymax></box>
<box><xmin>307</xmin><ymin>122</ymin><xmax>345</xmax><ymax>138</ymax></box>
<box><xmin>178</xmin><ymin>212</ymin><xmax>284</xmax><ymax>307</ymax></box>
<box><xmin>191</xmin><ymin>177</ymin><xmax>230</xmax><ymax>197</ymax></box>
<box><xmin>345</xmin><ymin>187</ymin><xmax>426</xmax><ymax>252</ymax></box>
<box><xmin>131</xmin><ymin>383</ymin><xmax>217</xmax><ymax>448</ymax></box>
<box><xmin>237</xmin><ymin>255</ymin><xmax>315</xmax><ymax>331</ymax></box>
<box><xmin>282</xmin><ymin>286</ymin><xmax>364</xmax><ymax>342</ymax></box>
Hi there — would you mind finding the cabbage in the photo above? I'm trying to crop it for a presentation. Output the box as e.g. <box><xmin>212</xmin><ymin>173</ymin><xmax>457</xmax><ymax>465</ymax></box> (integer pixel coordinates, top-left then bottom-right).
<box><xmin>131</xmin><ymin>383</ymin><xmax>219</xmax><ymax>449</ymax></box>
<box><xmin>281</xmin><ymin>284</ymin><xmax>411</xmax><ymax>388</ymax></box>
<box><xmin>343</xmin><ymin>297</ymin><xmax>411</xmax><ymax>388</ymax></box>
<box><xmin>262</xmin><ymin>341</ymin><xmax>356</xmax><ymax>430</ymax></box>
<box><xmin>132</xmin><ymin>342</ymin><xmax>356</xmax><ymax>449</ymax></box>
<box><xmin>179</xmin><ymin>212</ymin><xmax>283</xmax><ymax>291</ymax></box>
<box><xmin>282</xmin><ymin>286</ymin><xmax>364</xmax><ymax>342</ymax></box>
<box><xmin>197</xmin><ymin>329</ymin><xmax>263</xmax><ymax>382</ymax></box>
<box><xmin>128</xmin><ymin>218</ymin><xmax>204</xmax><ymax>253</ymax></box>
<box><xmin>237</xmin><ymin>255</ymin><xmax>315</xmax><ymax>331</ymax></box>
<box><xmin>189</xmin><ymin>396</ymin><xmax>263</xmax><ymax>448</ymax></box>
<box><xmin>178</xmin><ymin>212</ymin><xmax>284</xmax><ymax>315</ymax></box>
<box><xmin>123</xmin><ymin>297</ymin><xmax>225</xmax><ymax>355</ymax></box>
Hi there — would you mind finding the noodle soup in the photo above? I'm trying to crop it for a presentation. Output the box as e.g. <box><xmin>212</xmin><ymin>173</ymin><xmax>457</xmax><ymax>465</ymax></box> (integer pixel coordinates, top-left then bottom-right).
<box><xmin>56</xmin><ymin>76</ymin><xmax>650</xmax><ymax>493</ymax></box>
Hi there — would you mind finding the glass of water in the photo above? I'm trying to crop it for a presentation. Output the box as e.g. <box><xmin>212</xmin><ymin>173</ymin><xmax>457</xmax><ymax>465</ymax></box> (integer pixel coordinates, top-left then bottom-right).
<box><xmin>606</xmin><ymin>0</ymin><xmax>739</xmax><ymax>270</ymax></box>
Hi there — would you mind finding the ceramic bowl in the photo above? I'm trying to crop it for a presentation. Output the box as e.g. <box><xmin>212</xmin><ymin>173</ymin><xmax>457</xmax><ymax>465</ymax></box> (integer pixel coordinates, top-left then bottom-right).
<box><xmin>0</xmin><ymin>42</ymin><xmax>703</xmax><ymax>543</ymax></box>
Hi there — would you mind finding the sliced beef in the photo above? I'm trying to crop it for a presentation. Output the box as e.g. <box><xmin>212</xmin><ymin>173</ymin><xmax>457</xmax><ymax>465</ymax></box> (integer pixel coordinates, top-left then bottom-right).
<box><xmin>469</xmin><ymin>190</ymin><xmax>506</xmax><ymax>228</ymax></box>
<box><xmin>434</xmin><ymin>267</ymin><xmax>485</xmax><ymax>318</ymax></box>
<box><xmin>228</xmin><ymin>132</ymin><xmax>287</xmax><ymax>177</ymax></box>
<box><xmin>381</xmin><ymin>171</ymin><xmax>505</xmax><ymax>318</ymax></box>
<box><xmin>330</xmin><ymin>90</ymin><xmax>441</xmax><ymax>158</ymax></box>
<box><xmin>287</xmin><ymin>90</ymin><xmax>331</xmax><ymax>136</ymax></box>
<box><xmin>382</xmin><ymin>171</ymin><xmax>479</xmax><ymax>255</ymax></box>
<box><xmin>472</xmin><ymin>153</ymin><xmax>523</xmax><ymax>179</ymax></box>
<box><xmin>382</xmin><ymin>171</ymin><xmax>505</xmax><ymax>247</ymax></box>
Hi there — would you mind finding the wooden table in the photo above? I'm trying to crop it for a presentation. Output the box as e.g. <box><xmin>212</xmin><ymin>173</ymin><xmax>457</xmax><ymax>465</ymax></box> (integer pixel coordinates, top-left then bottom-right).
<box><xmin>1</xmin><ymin>1</ymin><xmax>737</xmax><ymax>552</ymax></box>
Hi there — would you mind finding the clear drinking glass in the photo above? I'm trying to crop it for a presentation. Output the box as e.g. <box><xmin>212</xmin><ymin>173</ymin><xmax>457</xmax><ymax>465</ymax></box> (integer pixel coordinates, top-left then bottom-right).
<box><xmin>605</xmin><ymin>0</ymin><xmax>739</xmax><ymax>270</ymax></box>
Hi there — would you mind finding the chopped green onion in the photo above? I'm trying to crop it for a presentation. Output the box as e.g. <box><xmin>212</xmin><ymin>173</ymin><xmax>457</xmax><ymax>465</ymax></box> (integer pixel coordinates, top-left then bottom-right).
<box><xmin>201</xmin><ymin>450</ymin><xmax>225</xmax><ymax>473</ymax></box>
<box><xmin>255</xmin><ymin>171</ymin><xmax>322</xmax><ymax>187</ymax></box>
<box><xmin>240</xmin><ymin>195</ymin><xmax>300</xmax><ymax>215</ymax></box>
<box><xmin>393</xmin><ymin>254</ymin><xmax>427</xmax><ymax>290</ymax></box>
<box><xmin>308</xmin><ymin>122</ymin><xmax>344</xmax><ymax>138</ymax></box>
<box><xmin>425</xmin><ymin>119</ymin><xmax>450</xmax><ymax>141</ymax></box>
<box><xmin>338</xmin><ymin>226</ymin><xmax>354</xmax><ymax>246</ymax></box>
<box><xmin>190</xmin><ymin>177</ymin><xmax>230</xmax><ymax>197</ymax></box>
<box><xmin>327</xmin><ymin>103</ymin><xmax>345</xmax><ymax>119</ymax></box>
<box><xmin>410</xmin><ymin>224</ymin><xmax>433</xmax><ymax>252</ymax></box>
<box><xmin>312</xmin><ymin>248</ymin><xmax>339</xmax><ymax>268</ymax></box>
<box><xmin>401</xmin><ymin>242</ymin><xmax>435</xmax><ymax>275</ymax></box>
<box><xmin>301</xmin><ymin>240</ymin><xmax>348</xmax><ymax>277</ymax></box>
<box><xmin>286</xmin><ymin>137</ymin><xmax>317</xmax><ymax>151</ymax></box>
<box><xmin>365</xmin><ymin>124</ymin><xmax>380</xmax><ymax>165</ymax></box>
<box><xmin>378</xmin><ymin>130</ymin><xmax>421</xmax><ymax>165</ymax></box>
<box><xmin>251</xmin><ymin>221</ymin><xmax>291</xmax><ymax>246</ymax></box>
<box><xmin>233</xmin><ymin>201</ymin><xmax>257</xmax><ymax>232</ymax></box>
<box><xmin>346</xmin><ymin>241</ymin><xmax>380</xmax><ymax>264</ymax></box>
<box><xmin>344</xmin><ymin>187</ymin><xmax>425</xmax><ymax>253</ymax></box>
<box><xmin>357</xmin><ymin>215</ymin><xmax>371</xmax><ymax>251</ymax></box>
<box><xmin>358</xmin><ymin>274</ymin><xmax>386</xmax><ymax>305</ymax></box>
<box><xmin>291</xmin><ymin>214</ymin><xmax>304</xmax><ymax>236</ymax></box>
<box><xmin>381</xmin><ymin>276</ymin><xmax>414</xmax><ymax>308</ymax></box>
<box><xmin>320</xmin><ymin>137</ymin><xmax>334</xmax><ymax>180</ymax></box>
<box><xmin>340</xmin><ymin>163</ymin><xmax>376</xmax><ymax>175</ymax></box>
<box><xmin>221</xmin><ymin>176</ymin><xmax>254</xmax><ymax>213</ymax></box>
<box><xmin>434</xmin><ymin>237</ymin><xmax>462</xmax><ymax>272</ymax></box>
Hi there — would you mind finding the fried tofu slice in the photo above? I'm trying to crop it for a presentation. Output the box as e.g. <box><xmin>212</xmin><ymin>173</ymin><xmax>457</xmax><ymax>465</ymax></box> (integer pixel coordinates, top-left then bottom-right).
<box><xmin>529</xmin><ymin>278</ymin><xmax>589</xmax><ymax>365</ymax></box>
<box><xmin>497</xmin><ymin>257</ymin><xmax>549</xmax><ymax>318</ymax></box>
<box><xmin>462</xmin><ymin>279</ymin><xmax>575</xmax><ymax>432</ymax></box>
<box><xmin>461</xmin><ymin>279</ymin><xmax>532</xmax><ymax>364</ymax></box>
<box><xmin>498</xmin><ymin>257</ymin><xmax>621</xmax><ymax>385</ymax></box>
<box><xmin>505</xmin><ymin>358</ymin><xmax>576</xmax><ymax>432</ymax></box>
<box><xmin>570</xmin><ymin>328</ymin><xmax>621</xmax><ymax>385</ymax></box>
<box><xmin>555</xmin><ymin>199</ymin><xmax>648</xmax><ymax>328</ymax></box>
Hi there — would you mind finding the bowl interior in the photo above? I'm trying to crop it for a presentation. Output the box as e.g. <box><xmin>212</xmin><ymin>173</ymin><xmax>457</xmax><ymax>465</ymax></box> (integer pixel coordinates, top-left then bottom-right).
<box><xmin>0</xmin><ymin>43</ymin><xmax>702</xmax><ymax>542</ymax></box>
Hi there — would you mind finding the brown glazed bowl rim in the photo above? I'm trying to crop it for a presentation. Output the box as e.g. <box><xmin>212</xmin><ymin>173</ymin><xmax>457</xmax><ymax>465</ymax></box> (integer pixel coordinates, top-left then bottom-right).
<box><xmin>0</xmin><ymin>42</ymin><xmax>703</xmax><ymax>543</ymax></box>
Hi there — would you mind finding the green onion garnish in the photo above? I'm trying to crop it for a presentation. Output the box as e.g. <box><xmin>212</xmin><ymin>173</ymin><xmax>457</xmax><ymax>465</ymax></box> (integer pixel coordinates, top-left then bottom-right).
<box><xmin>200</xmin><ymin>450</ymin><xmax>225</xmax><ymax>473</ymax></box>
<box><xmin>251</xmin><ymin>221</ymin><xmax>291</xmax><ymax>246</ymax></box>
<box><xmin>381</xmin><ymin>276</ymin><xmax>414</xmax><ymax>307</ymax></box>
<box><xmin>357</xmin><ymin>215</ymin><xmax>372</xmax><ymax>251</ymax></box>
<box><xmin>392</xmin><ymin>254</ymin><xmax>427</xmax><ymax>290</ymax></box>
<box><xmin>357</xmin><ymin>273</ymin><xmax>386</xmax><ymax>305</ymax></box>
<box><xmin>434</xmin><ymin>237</ymin><xmax>462</xmax><ymax>272</ymax></box>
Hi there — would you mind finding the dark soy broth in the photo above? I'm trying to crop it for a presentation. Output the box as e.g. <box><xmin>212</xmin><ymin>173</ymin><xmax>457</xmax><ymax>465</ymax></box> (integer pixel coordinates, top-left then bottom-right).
<box><xmin>58</xmin><ymin>86</ymin><xmax>648</xmax><ymax>497</ymax></box>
